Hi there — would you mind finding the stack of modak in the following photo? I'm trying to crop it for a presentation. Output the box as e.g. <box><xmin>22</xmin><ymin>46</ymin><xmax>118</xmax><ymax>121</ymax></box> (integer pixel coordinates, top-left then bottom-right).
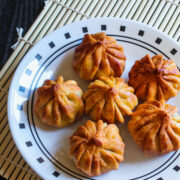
<box><xmin>128</xmin><ymin>54</ymin><xmax>180</xmax><ymax>156</ymax></box>
<box><xmin>33</xmin><ymin>32</ymin><xmax>180</xmax><ymax>177</ymax></box>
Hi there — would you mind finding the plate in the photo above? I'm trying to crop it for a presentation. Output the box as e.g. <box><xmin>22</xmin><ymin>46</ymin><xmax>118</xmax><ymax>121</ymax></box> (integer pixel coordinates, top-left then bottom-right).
<box><xmin>8</xmin><ymin>18</ymin><xmax>180</xmax><ymax>180</ymax></box>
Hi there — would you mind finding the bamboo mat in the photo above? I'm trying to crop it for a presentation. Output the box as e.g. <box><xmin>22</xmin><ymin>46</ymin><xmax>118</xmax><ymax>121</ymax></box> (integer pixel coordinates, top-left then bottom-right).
<box><xmin>0</xmin><ymin>0</ymin><xmax>179</xmax><ymax>179</ymax></box>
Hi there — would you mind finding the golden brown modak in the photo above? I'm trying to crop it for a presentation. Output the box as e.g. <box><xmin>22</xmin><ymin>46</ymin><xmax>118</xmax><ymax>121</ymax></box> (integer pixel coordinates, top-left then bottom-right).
<box><xmin>83</xmin><ymin>76</ymin><xmax>138</xmax><ymax>123</ymax></box>
<box><xmin>128</xmin><ymin>54</ymin><xmax>180</xmax><ymax>104</ymax></box>
<box><xmin>73</xmin><ymin>32</ymin><xmax>126</xmax><ymax>81</ymax></box>
<box><xmin>70</xmin><ymin>120</ymin><xmax>125</xmax><ymax>176</ymax></box>
<box><xmin>128</xmin><ymin>100</ymin><xmax>180</xmax><ymax>156</ymax></box>
<box><xmin>34</xmin><ymin>76</ymin><xmax>84</xmax><ymax>128</ymax></box>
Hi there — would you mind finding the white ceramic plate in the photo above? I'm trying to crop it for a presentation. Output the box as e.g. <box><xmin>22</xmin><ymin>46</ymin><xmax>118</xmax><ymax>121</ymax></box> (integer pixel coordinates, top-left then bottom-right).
<box><xmin>8</xmin><ymin>18</ymin><xmax>180</xmax><ymax>180</ymax></box>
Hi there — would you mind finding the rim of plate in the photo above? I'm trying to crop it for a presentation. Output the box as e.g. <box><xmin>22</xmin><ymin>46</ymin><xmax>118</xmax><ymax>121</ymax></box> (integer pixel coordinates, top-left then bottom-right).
<box><xmin>7</xmin><ymin>17</ymin><xmax>180</xmax><ymax>179</ymax></box>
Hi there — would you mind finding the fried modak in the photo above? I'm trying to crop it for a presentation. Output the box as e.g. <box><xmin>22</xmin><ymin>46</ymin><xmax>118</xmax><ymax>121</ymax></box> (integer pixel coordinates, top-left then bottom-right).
<box><xmin>83</xmin><ymin>76</ymin><xmax>138</xmax><ymax>123</ymax></box>
<box><xmin>34</xmin><ymin>76</ymin><xmax>84</xmax><ymax>128</ymax></box>
<box><xmin>128</xmin><ymin>54</ymin><xmax>180</xmax><ymax>104</ymax></box>
<box><xmin>70</xmin><ymin>120</ymin><xmax>125</xmax><ymax>176</ymax></box>
<box><xmin>128</xmin><ymin>100</ymin><xmax>180</xmax><ymax>156</ymax></box>
<box><xmin>73</xmin><ymin>32</ymin><xmax>126</xmax><ymax>81</ymax></box>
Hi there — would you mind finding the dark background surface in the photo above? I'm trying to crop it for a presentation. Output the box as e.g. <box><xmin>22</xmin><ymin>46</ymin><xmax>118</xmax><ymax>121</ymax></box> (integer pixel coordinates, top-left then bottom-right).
<box><xmin>0</xmin><ymin>0</ymin><xmax>44</xmax><ymax>178</ymax></box>
<box><xmin>0</xmin><ymin>0</ymin><xmax>45</xmax><ymax>70</ymax></box>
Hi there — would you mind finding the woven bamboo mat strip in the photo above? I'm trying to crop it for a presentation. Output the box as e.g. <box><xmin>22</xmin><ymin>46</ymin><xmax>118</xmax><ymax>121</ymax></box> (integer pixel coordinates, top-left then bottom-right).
<box><xmin>0</xmin><ymin>0</ymin><xmax>179</xmax><ymax>179</ymax></box>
